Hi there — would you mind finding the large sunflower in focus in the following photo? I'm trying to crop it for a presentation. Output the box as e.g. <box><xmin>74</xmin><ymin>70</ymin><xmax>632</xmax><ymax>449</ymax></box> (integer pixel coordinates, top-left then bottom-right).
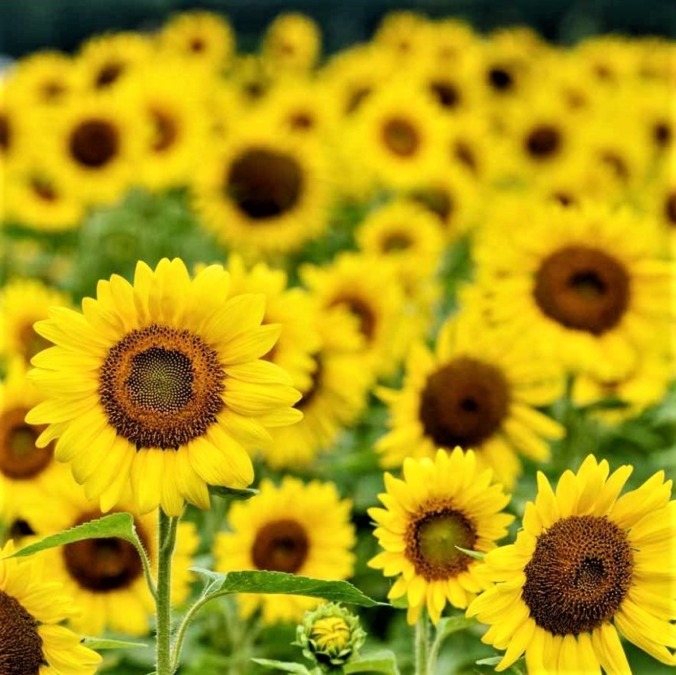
<box><xmin>376</xmin><ymin>312</ymin><xmax>564</xmax><ymax>488</ymax></box>
<box><xmin>474</xmin><ymin>199</ymin><xmax>673</xmax><ymax>379</ymax></box>
<box><xmin>468</xmin><ymin>455</ymin><xmax>676</xmax><ymax>673</ymax></box>
<box><xmin>192</xmin><ymin>116</ymin><xmax>331</xmax><ymax>257</ymax></box>
<box><xmin>26</xmin><ymin>258</ymin><xmax>302</xmax><ymax>515</ymax></box>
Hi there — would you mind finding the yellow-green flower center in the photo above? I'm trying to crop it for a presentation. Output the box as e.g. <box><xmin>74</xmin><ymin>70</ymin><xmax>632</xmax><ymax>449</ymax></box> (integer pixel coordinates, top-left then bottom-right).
<box><xmin>0</xmin><ymin>589</ymin><xmax>45</xmax><ymax>675</ymax></box>
<box><xmin>310</xmin><ymin>617</ymin><xmax>351</xmax><ymax>651</ymax></box>
<box><xmin>522</xmin><ymin>515</ymin><xmax>633</xmax><ymax>636</ymax></box>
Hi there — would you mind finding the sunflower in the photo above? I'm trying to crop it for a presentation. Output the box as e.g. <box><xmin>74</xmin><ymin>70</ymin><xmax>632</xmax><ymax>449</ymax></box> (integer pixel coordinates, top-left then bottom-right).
<box><xmin>369</xmin><ymin>448</ymin><xmax>514</xmax><ymax>625</ymax></box>
<box><xmin>262</xmin><ymin>12</ymin><xmax>322</xmax><ymax>74</ymax></box>
<box><xmin>192</xmin><ymin>115</ymin><xmax>331</xmax><ymax>257</ymax></box>
<box><xmin>214</xmin><ymin>476</ymin><xmax>355</xmax><ymax>624</ymax></box>
<box><xmin>467</xmin><ymin>455</ymin><xmax>676</xmax><ymax>673</ymax></box>
<box><xmin>0</xmin><ymin>278</ymin><xmax>71</xmax><ymax>366</ymax></box>
<box><xmin>301</xmin><ymin>252</ymin><xmax>409</xmax><ymax>378</ymax></box>
<box><xmin>474</xmin><ymin>199</ymin><xmax>673</xmax><ymax>379</ymax></box>
<box><xmin>5</xmin><ymin>50</ymin><xmax>76</xmax><ymax>107</ymax></box>
<box><xmin>0</xmin><ymin>540</ymin><xmax>102</xmax><ymax>674</ymax></box>
<box><xmin>373</xmin><ymin>10</ymin><xmax>432</xmax><ymax>61</ymax></box>
<box><xmin>442</xmin><ymin>109</ymin><xmax>499</xmax><ymax>182</ymax></box>
<box><xmin>23</xmin><ymin>476</ymin><xmax>198</xmax><ymax>636</ymax></box>
<box><xmin>261</xmin><ymin>308</ymin><xmax>374</xmax><ymax>469</ymax></box>
<box><xmin>25</xmin><ymin>258</ymin><xmax>302</xmax><ymax>516</ymax></box>
<box><xmin>376</xmin><ymin>312</ymin><xmax>564</xmax><ymax>488</ymax></box>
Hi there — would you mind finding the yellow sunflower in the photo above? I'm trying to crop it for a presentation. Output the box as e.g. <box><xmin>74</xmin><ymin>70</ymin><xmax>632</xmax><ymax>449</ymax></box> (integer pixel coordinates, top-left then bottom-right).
<box><xmin>262</xmin><ymin>12</ymin><xmax>322</xmax><ymax>74</ymax></box>
<box><xmin>23</xmin><ymin>476</ymin><xmax>198</xmax><ymax>636</ymax></box>
<box><xmin>5</xmin><ymin>50</ymin><xmax>76</xmax><ymax>107</ymax></box>
<box><xmin>474</xmin><ymin>199</ymin><xmax>673</xmax><ymax>379</ymax></box>
<box><xmin>369</xmin><ymin>448</ymin><xmax>514</xmax><ymax>625</ymax></box>
<box><xmin>467</xmin><ymin>454</ymin><xmax>676</xmax><ymax>673</ymax></box>
<box><xmin>25</xmin><ymin>258</ymin><xmax>302</xmax><ymax>516</ymax></box>
<box><xmin>0</xmin><ymin>540</ymin><xmax>102</xmax><ymax>674</ymax></box>
<box><xmin>192</xmin><ymin>115</ymin><xmax>331</xmax><ymax>257</ymax></box>
<box><xmin>214</xmin><ymin>476</ymin><xmax>356</xmax><ymax>624</ymax></box>
<box><xmin>0</xmin><ymin>278</ymin><xmax>71</xmax><ymax>366</ymax></box>
<box><xmin>376</xmin><ymin>312</ymin><xmax>564</xmax><ymax>488</ymax></box>
<box><xmin>373</xmin><ymin>10</ymin><xmax>433</xmax><ymax>61</ymax></box>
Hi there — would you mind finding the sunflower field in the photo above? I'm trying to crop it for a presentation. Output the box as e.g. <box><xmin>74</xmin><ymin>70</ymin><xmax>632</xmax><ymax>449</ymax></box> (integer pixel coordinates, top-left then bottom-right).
<box><xmin>0</xmin><ymin>8</ymin><xmax>674</xmax><ymax>675</ymax></box>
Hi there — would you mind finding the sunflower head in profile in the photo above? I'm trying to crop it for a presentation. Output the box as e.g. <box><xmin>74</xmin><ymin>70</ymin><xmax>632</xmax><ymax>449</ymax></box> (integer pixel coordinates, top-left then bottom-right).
<box><xmin>474</xmin><ymin>199</ymin><xmax>673</xmax><ymax>379</ymax></box>
<box><xmin>192</xmin><ymin>117</ymin><xmax>331</xmax><ymax>256</ymax></box>
<box><xmin>262</xmin><ymin>12</ymin><xmax>322</xmax><ymax>74</ymax></box>
<box><xmin>468</xmin><ymin>455</ymin><xmax>676</xmax><ymax>673</ymax></box>
<box><xmin>0</xmin><ymin>539</ymin><xmax>102</xmax><ymax>674</ymax></box>
<box><xmin>369</xmin><ymin>448</ymin><xmax>514</xmax><ymax>625</ymax></box>
<box><xmin>376</xmin><ymin>312</ymin><xmax>564</xmax><ymax>488</ymax></box>
<box><xmin>215</xmin><ymin>476</ymin><xmax>356</xmax><ymax>624</ymax></box>
<box><xmin>26</xmin><ymin>258</ymin><xmax>302</xmax><ymax>516</ymax></box>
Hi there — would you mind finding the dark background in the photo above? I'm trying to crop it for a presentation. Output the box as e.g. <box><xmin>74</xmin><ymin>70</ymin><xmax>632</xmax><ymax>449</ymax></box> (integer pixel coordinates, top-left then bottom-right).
<box><xmin>2</xmin><ymin>0</ymin><xmax>676</xmax><ymax>60</ymax></box>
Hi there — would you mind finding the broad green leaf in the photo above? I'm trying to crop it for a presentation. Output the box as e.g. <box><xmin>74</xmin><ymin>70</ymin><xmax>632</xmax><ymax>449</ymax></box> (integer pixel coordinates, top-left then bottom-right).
<box><xmin>81</xmin><ymin>637</ymin><xmax>148</xmax><ymax>650</ymax></box>
<box><xmin>455</xmin><ymin>546</ymin><xmax>485</xmax><ymax>560</ymax></box>
<box><xmin>190</xmin><ymin>567</ymin><xmax>384</xmax><ymax>607</ymax></box>
<box><xmin>345</xmin><ymin>651</ymin><xmax>401</xmax><ymax>674</ymax></box>
<box><xmin>11</xmin><ymin>513</ymin><xmax>141</xmax><ymax>558</ymax></box>
<box><xmin>251</xmin><ymin>658</ymin><xmax>311</xmax><ymax>674</ymax></box>
<box><xmin>208</xmin><ymin>485</ymin><xmax>259</xmax><ymax>500</ymax></box>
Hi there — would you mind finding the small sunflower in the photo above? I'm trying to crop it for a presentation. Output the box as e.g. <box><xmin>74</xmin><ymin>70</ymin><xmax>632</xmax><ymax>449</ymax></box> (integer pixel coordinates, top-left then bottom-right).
<box><xmin>376</xmin><ymin>312</ymin><xmax>564</xmax><ymax>488</ymax></box>
<box><xmin>26</xmin><ymin>258</ymin><xmax>302</xmax><ymax>516</ymax></box>
<box><xmin>214</xmin><ymin>476</ymin><xmax>356</xmax><ymax>624</ymax></box>
<box><xmin>0</xmin><ymin>278</ymin><xmax>71</xmax><ymax>366</ymax></box>
<box><xmin>373</xmin><ymin>11</ymin><xmax>432</xmax><ymax>61</ymax></box>
<box><xmin>262</xmin><ymin>12</ymin><xmax>322</xmax><ymax>74</ymax></box>
<box><xmin>192</xmin><ymin>116</ymin><xmax>331</xmax><ymax>256</ymax></box>
<box><xmin>5</xmin><ymin>50</ymin><xmax>76</xmax><ymax>107</ymax></box>
<box><xmin>467</xmin><ymin>455</ymin><xmax>676</xmax><ymax>673</ymax></box>
<box><xmin>474</xmin><ymin>199</ymin><xmax>673</xmax><ymax>379</ymax></box>
<box><xmin>0</xmin><ymin>540</ymin><xmax>102</xmax><ymax>674</ymax></box>
<box><xmin>23</xmin><ymin>477</ymin><xmax>198</xmax><ymax>636</ymax></box>
<box><xmin>369</xmin><ymin>448</ymin><xmax>514</xmax><ymax>625</ymax></box>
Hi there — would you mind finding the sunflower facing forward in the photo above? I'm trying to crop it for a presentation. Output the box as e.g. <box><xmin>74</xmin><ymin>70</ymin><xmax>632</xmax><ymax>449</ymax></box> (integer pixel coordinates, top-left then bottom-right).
<box><xmin>467</xmin><ymin>455</ymin><xmax>676</xmax><ymax>673</ymax></box>
<box><xmin>26</xmin><ymin>258</ymin><xmax>302</xmax><ymax>516</ymax></box>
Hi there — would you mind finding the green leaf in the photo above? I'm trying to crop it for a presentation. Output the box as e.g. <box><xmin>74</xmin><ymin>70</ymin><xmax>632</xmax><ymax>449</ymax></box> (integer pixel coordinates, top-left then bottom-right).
<box><xmin>10</xmin><ymin>513</ymin><xmax>141</xmax><ymax>558</ymax></box>
<box><xmin>476</xmin><ymin>656</ymin><xmax>502</xmax><ymax>666</ymax></box>
<box><xmin>208</xmin><ymin>485</ymin><xmax>259</xmax><ymax>500</ymax></box>
<box><xmin>344</xmin><ymin>651</ymin><xmax>401</xmax><ymax>674</ymax></box>
<box><xmin>190</xmin><ymin>568</ymin><xmax>385</xmax><ymax>607</ymax></box>
<box><xmin>455</xmin><ymin>546</ymin><xmax>485</xmax><ymax>560</ymax></box>
<box><xmin>435</xmin><ymin>615</ymin><xmax>477</xmax><ymax>640</ymax></box>
<box><xmin>80</xmin><ymin>637</ymin><xmax>148</xmax><ymax>650</ymax></box>
<box><xmin>251</xmin><ymin>658</ymin><xmax>311</xmax><ymax>674</ymax></box>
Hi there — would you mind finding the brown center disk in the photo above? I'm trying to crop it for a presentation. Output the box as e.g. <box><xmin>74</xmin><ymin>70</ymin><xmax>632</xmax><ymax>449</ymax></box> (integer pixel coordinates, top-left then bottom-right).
<box><xmin>665</xmin><ymin>192</ymin><xmax>676</xmax><ymax>226</ymax></box>
<box><xmin>0</xmin><ymin>114</ymin><xmax>10</xmax><ymax>152</ymax></box>
<box><xmin>487</xmin><ymin>66</ymin><xmax>514</xmax><ymax>91</ymax></box>
<box><xmin>525</xmin><ymin>124</ymin><xmax>562</xmax><ymax>159</ymax></box>
<box><xmin>382</xmin><ymin>117</ymin><xmax>420</xmax><ymax>157</ymax></box>
<box><xmin>653</xmin><ymin>121</ymin><xmax>671</xmax><ymax>148</ymax></box>
<box><xmin>252</xmin><ymin>519</ymin><xmax>309</xmax><ymax>573</ymax></box>
<box><xmin>411</xmin><ymin>186</ymin><xmax>454</xmax><ymax>222</ymax></box>
<box><xmin>405</xmin><ymin>501</ymin><xmax>477</xmax><ymax>580</ymax></box>
<box><xmin>151</xmin><ymin>109</ymin><xmax>178</xmax><ymax>152</ymax></box>
<box><xmin>522</xmin><ymin>515</ymin><xmax>633</xmax><ymax>635</ymax></box>
<box><xmin>329</xmin><ymin>295</ymin><xmax>377</xmax><ymax>342</ymax></box>
<box><xmin>30</xmin><ymin>176</ymin><xmax>58</xmax><ymax>202</ymax></box>
<box><xmin>226</xmin><ymin>148</ymin><xmax>303</xmax><ymax>220</ymax></box>
<box><xmin>381</xmin><ymin>231</ymin><xmax>413</xmax><ymax>252</ymax></box>
<box><xmin>69</xmin><ymin>118</ymin><xmax>120</xmax><ymax>168</ymax></box>
<box><xmin>0</xmin><ymin>590</ymin><xmax>45</xmax><ymax>675</ymax></box>
<box><xmin>430</xmin><ymin>81</ymin><xmax>461</xmax><ymax>109</ymax></box>
<box><xmin>0</xmin><ymin>407</ymin><xmax>53</xmax><ymax>480</ymax></box>
<box><xmin>346</xmin><ymin>87</ymin><xmax>371</xmax><ymax>115</ymax></box>
<box><xmin>64</xmin><ymin>510</ymin><xmax>148</xmax><ymax>592</ymax></box>
<box><xmin>419</xmin><ymin>357</ymin><xmax>510</xmax><ymax>449</ymax></box>
<box><xmin>95</xmin><ymin>62</ymin><xmax>124</xmax><ymax>88</ymax></box>
<box><xmin>533</xmin><ymin>245</ymin><xmax>630</xmax><ymax>335</ymax></box>
<box><xmin>99</xmin><ymin>324</ymin><xmax>225</xmax><ymax>449</ymax></box>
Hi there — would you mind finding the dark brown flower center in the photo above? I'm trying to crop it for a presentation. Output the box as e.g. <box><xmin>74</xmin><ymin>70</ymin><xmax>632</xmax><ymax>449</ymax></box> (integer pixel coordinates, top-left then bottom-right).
<box><xmin>41</xmin><ymin>81</ymin><xmax>66</xmax><ymax>101</ymax></box>
<box><xmin>95</xmin><ymin>61</ymin><xmax>124</xmax><ymax>88</ymax></box>
<box><xmin>382</xmin><ymin>117</ymin><xmax>420</xmax><ymax>157</ymax></box>
<box><xmin>487</xmin><ymin>66</ymin><xmax>514</xmax><ymax>91</ymax></box>
<box><xmin>525</xmin><ymin>125</ymin><xmax>562</xmax><ymax>159</ymax></box>
<box><xmin>346</xmin><ymin>86</ymin><xmax>371</xmax><ymax>115</ymax></box>
<box><xmin>64</xmin><ymin>510</ymin><xmax>148</xmax><ymax>592</ymax></box>
<box><xmin>533</xmin><ymin>245</ymin><xmax>630</xmax><ymax>335</ymax></box>
<box><xmin>430</xmin><ymin>81</ymin><xmax>460</xmax><ymax>109</ymax></box>
<box><xmin>226</xmin><ymin>148</ymin><xmax>303</xmax><ymax>220</ymax></box>
<box><xmin>411</xmin><ymin>187</ymin><xmax>453</xmax><ymax>222</ymax></box>
<box><xmin>454</xmin><ymin>140</ymin><xmax>477</xmax><ymax>173</ymax></box>
<box><xmin>151</xmin><ymin>108</ymin><xmax>178</xmax><ymax>152</ymax></box>
<box><xmin>29</xmin><ymin>176</ymin><xmax>58</xmax><ymax>202</ymax></box>
<box><xmin>0</xmin><ymin>407</ymin><xmax>53</xmax><ymax>480</ymax></box>
<box><xmin>69</xmin><ymin>118</ymin><xmax>120</xmax><ymax>168</ymax></box>
<box><xmin>7</xmin><ymin>518</ymin><xmax>36</xmax><ymax>540</ymax></box>
<box><xmin>289</xmin><ymin>112</ymin><xmax>314</xmax><ymax>130</ymax></box>
<box><xmin>381</xmin><ymin>231</ymin><xmax>413</xmax><ymax>252</ymax></box>
<box><xmin>419</xmin><ymin>357</ymin><xmax>510</xmax><ymax>449</ymax></box>
<box><xmin>0</xmin><ymin>114</ymin><xmax>11</xmax><ymax>152</ymax></box>
<box><xmin>522</xmin><ymin>515</ymin><xmax>633</xmax><ymax>635</ymax></box>
<box><xmin>664</xmin><ymin>192</ymin><xmax>676</xmax><ymax>226</ymax></box>
<box><xmin>652</xmin><ymin>121</ymin><xmax>671</xmax><ymax>148</ymax></box>
<box><xmin>252</xmin><ymin>518</ymin><xmax>309</xmax><ymax>573</ymax></box>
<box><xmin>599</xmin><ymin>151</ymin><xmax>629</xmax><ymax>181</ymax></box>
<box><xmin>0</xmin><ymin>590</ymin><xmax>45</xmax><ymax>675</ymax></box>
<box><xmin>99</xmin><ymin>324</ymin><xmax>225</xmax><ymax>449</ymax></box>
<box><xmin>406</xmin><ymin>501</ymin><xmax>477</xmax><ymax>580</ymax></box>
<box><xmin>330</xmin><ymin>295</ymin><xmax>377</xmax><ymax>342</ymax></box>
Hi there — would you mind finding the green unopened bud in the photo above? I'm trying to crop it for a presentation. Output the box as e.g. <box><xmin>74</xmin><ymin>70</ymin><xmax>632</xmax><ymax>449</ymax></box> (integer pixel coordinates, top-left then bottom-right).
<box><xmin>295</xmin><ymin>603</ymin><xmax>366</xmax><ymax>671</ymax></box>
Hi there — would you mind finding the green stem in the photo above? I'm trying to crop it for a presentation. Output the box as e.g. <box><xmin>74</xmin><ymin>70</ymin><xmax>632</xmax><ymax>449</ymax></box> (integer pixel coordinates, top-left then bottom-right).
<box><xmin>415</xmin><ymin>610</ymin><xmax>430</xmax><ymax>675</ymax></box>
<box><xmin>156</xmin><ymin>510</ymin><xmax>178</xmax><ymax>675</ymax></box>
<box><xmin>134</xmin><ymin>538</ymin><xmax>157</xmax><ymax>601</ymax></box>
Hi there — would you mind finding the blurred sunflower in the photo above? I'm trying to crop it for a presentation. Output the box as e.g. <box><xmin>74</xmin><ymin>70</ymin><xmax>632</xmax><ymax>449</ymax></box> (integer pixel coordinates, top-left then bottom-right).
<box><xmin>468</xmin><ymin>455</ymin><xmax>676</xmax><ymax>673</ymax></box>
<box><xmin>215</xmin><ymin>477</ymin><xmax>355</xmax><ymax>624</ymax></box>
<box><xmin>424</xmin><ymin>19</ymin><xmax>477</xmax><ymax>67</ymax></box>
<box><xmin>0</xmin><ymin>278</ymin><xmax>71</xmax><ymax>366</ymax></box>
<box><xmin>192</xmin><ymin>116</ymin><xmax>331</xmax><ymax>256</ymax></box>
<box><xmin>474</xmin><ymin>199</ymin><xmax>673</xmax><ymax>378</ymax></box>
<box><xmin>376</xmin><ymin>313</ymin><xmax>564</xmax><ymax>488</ymax></box>
<box><xmin>26</xmin><ymin>258</ymin><xmax>301</xmax><ymax>515</ymax></box>
<box><xmin>373</xmin><ymin>10</ymin><xmax>432</xmax><ymax>61</ymax></box>
<box><xmin>23</xmin><ymin>478</ymin><xmax>198</xmax><ymax>636</ymax></box>
<box><xmin>0</xmin><ymin>540</ymin><xmax>102</xmax><ymax>674</ymax></box>
<box><xmin>262</xmin><ymin>12</ymin><xmax>322</xmax><ymax>74</ymax></box>
<box><xmin>369</xmin><ymin>448</ymin><xmax>514</xmax><ymax>625</ymax></box>
<box><xmin>443</xmin><ymin>111</ymin><xmax>499</xmax><ymax>182</ymax></box>
<box><xmin>5</xmin><ymin>50</ymin><xmax>75</xmax><ymax>107</ymax></box>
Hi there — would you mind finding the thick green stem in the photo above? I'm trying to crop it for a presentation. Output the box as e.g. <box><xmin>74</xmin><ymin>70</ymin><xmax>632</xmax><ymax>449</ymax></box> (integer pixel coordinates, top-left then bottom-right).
<box><xmin>155</xmin><ymin>510</ymin><xmax>178</xmax><ymax>675</ymax></box>
<box><xmin>415</xmin><ymin>610</ymin><xmax>430</xmax><ymax>675</ymax></box>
